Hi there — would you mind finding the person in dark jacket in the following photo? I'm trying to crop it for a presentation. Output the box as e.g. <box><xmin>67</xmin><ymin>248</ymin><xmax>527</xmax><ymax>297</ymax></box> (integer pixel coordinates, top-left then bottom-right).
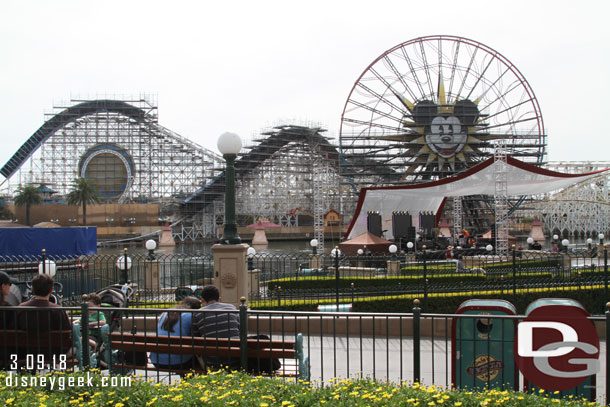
<box><xmin>0</xmin><ymin>271</ymin><xmax>18</xmax><ymax>368</ymax></box>
<box><xmin>13</xmin><ymin>274</ymin><xmax>72</xmax><ymax>363</ymax></box>
<box><xmin>0</xmin><ymin>271</ymin><xmax>18</xmax><ymax>328</ymax></box>
<box><xmin>17</xmin><ymin>274</ymin><xmax>71</xmax><ymax>334</ymax></box>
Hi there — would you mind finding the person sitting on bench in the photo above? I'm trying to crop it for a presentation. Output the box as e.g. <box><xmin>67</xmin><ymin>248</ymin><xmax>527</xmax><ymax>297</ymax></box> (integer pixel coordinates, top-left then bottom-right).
<box><xmin>192</xmin><ymin>285</ymin><xmax>280</xmax><ymax>374</ymax></box>
<box><xmin>17</xmin><ymin>274</ymin><xmax>71</xmax><ymax>332</ymax></box>
<box><xmin>150</xmin><ymin>296</ymin><xmax>201</xmax><ymax>373</ymax></box>
<box><xmin>192</xmin><ymin>285</ymin><xmax>240</xmax><ymax>370</ymax></box>
<box><xmin>15</xmin><ymin>274</ymin><xmax>72</xmax><ymax>363</ymax></box>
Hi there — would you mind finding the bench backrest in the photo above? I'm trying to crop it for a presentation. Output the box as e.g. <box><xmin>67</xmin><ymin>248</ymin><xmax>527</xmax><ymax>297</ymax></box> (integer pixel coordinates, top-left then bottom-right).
<box><xmin>109</xmin><ymin>332</ymin><xmax>297</xmax><ymax>359</ymax></box>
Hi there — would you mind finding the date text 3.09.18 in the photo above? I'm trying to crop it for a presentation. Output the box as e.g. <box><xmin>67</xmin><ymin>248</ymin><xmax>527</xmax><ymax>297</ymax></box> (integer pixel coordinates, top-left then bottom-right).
<box><xmin>9</xmin><ymin>354</ymin><xmax>67</xmax><ymax>371</ymax></box>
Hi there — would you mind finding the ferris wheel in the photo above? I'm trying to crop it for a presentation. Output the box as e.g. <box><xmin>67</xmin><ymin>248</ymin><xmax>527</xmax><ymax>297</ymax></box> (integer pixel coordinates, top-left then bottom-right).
<box><xmin>339</xmin><ymin>35</ymin><xmax>546</xmax><ymax>186</ymax></box>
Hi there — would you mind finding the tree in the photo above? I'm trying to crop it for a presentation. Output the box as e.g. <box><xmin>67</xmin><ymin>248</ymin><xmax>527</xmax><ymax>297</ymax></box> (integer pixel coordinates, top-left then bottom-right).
<box><xmin>13</xmin><ymin>185</ymin><xmax>42</xmax><ymax>226</ymax></box>
<box><xmin>66</xmin><ymin>178</ymin><xmax>101</xmax><ymax>226</ymax></box>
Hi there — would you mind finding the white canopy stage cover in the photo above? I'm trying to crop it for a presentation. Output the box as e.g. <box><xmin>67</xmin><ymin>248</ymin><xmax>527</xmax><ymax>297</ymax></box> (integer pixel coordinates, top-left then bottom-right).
<box><xmin>345</xmin><ymin>156</ymin><xmax>610</xmax><ymax>240</ymax></box>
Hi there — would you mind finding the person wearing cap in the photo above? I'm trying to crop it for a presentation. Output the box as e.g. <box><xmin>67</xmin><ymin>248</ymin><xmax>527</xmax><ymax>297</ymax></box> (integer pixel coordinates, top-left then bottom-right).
<box><xmin>0</xmin><ymin>271</ymin><xmax>22</xmax><ymax>306</ymax></box>
<box><xmin>0</xmin><ymin>271</ymin><xmax>18</xmax><ymax>368</ymax></box>
<box><xmin>0</xmin><ymin>271</ymin><xmax>18</xmax><ymax>328</ymax></box>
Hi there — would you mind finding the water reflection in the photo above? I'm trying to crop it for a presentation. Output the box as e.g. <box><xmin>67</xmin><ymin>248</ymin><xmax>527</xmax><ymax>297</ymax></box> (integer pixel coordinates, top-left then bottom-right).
<box><xmin>97</xmin><ymin>239</ymin><xmax>328</xmax><ymax>256</ymax></box>
<box><xmin>97</xmin><ymin>236</ymin><xmax>596</xmax><ymax>256</ymax></box>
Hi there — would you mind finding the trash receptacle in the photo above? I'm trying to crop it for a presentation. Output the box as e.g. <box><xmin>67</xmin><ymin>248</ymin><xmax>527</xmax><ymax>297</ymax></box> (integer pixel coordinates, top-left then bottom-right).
<box><xmin>452</xmin><ymin>299</ymin><xmax>517</xmax><ymax>390</ymax></box>
<box><xmin>516</xmin><ymin>298</ymin><xmax>599</xmax><ymax>400</ymax></box>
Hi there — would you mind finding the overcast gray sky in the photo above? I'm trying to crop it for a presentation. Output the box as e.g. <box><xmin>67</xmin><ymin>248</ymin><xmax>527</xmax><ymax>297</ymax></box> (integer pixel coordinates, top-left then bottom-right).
<box><xmin>1</xmin><ymin>0</ymin><xmax>608</xmax><ymax>168</ymax></box>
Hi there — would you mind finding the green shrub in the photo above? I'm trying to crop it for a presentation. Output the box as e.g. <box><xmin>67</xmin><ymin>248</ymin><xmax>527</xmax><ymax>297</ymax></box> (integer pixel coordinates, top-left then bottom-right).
<box><xmin>251</xmin><ymin>284</ymin><xmax>607</xmax><ymax>315</ymax></box>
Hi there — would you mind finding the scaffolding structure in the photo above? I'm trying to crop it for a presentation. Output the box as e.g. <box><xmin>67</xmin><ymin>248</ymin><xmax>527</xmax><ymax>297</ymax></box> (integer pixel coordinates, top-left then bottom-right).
<box><xmin>10</xmin><ymin>98</ymin><xmax>608</xmax><ymax>244</ymax></box>
<box><xmin>452</xmin><ymin>196</ymin><xmax>462</xmax><ymax>242</ymax></box>
<box><xmin>0</xmin><ymin>97</ymin><xmax>224</xmax><ymax>204</ymax></box>
<box><xmin>521</xmin><ymin>161</ymin><xmax>610</xmax><ymax>237</ymax></box>
<box><xmin>182</xmin><ymin>124</ymin><xmax>346</xmax><ymax>242</ymax></box>
<box><xmin>494</xmin><ymin>141</ymin><xmax>509</xmax><ymax>254</ymax></box>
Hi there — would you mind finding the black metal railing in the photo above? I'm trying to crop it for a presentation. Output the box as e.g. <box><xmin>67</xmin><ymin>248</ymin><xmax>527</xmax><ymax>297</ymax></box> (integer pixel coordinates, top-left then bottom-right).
<box><xmin>1</xmin><ymin>300</ymin><xmax>608</xmax><ymax>404</ymax></box>
<box><xmin>2</xmin><ymin>247</ymin><xmax>609</xmax><ymax>313</ymax></box>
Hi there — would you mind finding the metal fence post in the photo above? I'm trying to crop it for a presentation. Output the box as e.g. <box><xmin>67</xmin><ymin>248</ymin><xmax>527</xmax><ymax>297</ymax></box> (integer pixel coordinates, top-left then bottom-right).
<box><xmin>81</xmin><ymin>299</ymin><xmax>90</xmax><ymax>369</ymax></box>
<box><xmin>277</xmin><ymin>286</ymin><xmax>281</xmax><ymax>308</ymax></box>
<box><xmin>606</xmin><ymin>302</ymin><xmax>610</xmax><ymax>406</ymax></box>
<box><xmin>41</xmin><ymin>249</ymin><xmax>46</xmax><ymax>274</ymax></box>
<box><xmin>413</xmin><ymin>299</ymin><xmax>421</xmax><ymax>383</ymax></box>
<box><xmin>604</xmin><ymin>245</ymin><xmax>608</xmax><ymax>301</ymax></box>
<box><xmin>512</xmin><ymin>246</ymin><xmax>517</xmax><ymax>304</ymax></box>
<box><xmin>239</xmin><ymin>297</ymin><xmax>248</xmax><ymax>371</ymax></box>
<box><xmin>335</xmin><ymin>247</ymin><xmax>340</xmax><ymax>308</ymax></box>
<box><xmin>422</xmin><ymin>246</ymin><xmax>428</xmax><ymax>313</ymax></box>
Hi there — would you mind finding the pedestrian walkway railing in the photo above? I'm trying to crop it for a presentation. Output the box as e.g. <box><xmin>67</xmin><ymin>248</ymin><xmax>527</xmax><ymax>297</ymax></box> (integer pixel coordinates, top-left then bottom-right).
<box><xmin>1</xmin><ymin>301</ymin><xmax>608</xmax><ymax>403</ymax></box>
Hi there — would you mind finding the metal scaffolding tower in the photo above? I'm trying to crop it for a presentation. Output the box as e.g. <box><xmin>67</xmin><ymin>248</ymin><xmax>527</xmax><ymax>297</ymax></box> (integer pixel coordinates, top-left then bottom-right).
<box><xmin>0</xmin><ymin>97</ymin><xmax>224</xmax><ymax>205</ymax></box>
<box><xmin>521</xmin><ymin>161</ymin><xmax>610</xmax><ymax>237</ymax></box>
<box><xmin>186</xmin><ymin>124</ymin><xmax>343</xmax><ymax>241</ymax></box>
<box><xmin>494</xmin><ymin>141</ymin><xmax>509</xmax><ymax>254</ymax></box>
<box><xmin>452</xmin><ymin>196</ymin><xmax>462</xmax><ymax>244</ymax></box>
<box><xmin>313</xmin><ymin>159</ymin><xmax>335</xmax><ymax>254</ymax></box>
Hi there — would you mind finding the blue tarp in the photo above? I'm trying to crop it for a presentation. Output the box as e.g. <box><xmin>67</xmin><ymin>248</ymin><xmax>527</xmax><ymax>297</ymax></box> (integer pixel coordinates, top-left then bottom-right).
<box><xmin>0</xmin><ymin>227</ymin><xmax>97</xmax><ymax>257</ymax></box>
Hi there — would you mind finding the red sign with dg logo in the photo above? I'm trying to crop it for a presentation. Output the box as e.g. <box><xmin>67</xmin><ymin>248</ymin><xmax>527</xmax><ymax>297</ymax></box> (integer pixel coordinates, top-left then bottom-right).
<box><xmin>514</xmin><ymin>300</ymin><xmax>600</xmax><ymax>391</ymax></box>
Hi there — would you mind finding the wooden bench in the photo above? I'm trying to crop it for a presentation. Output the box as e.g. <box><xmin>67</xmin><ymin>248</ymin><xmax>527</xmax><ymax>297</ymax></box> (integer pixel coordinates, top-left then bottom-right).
<box><xmin>108</xmin><ymin>332</ymin><xmax>309</xmax><ymax>380</ymax></box>
<box><xmin>0</xmin><ymin>329</ymin><xmax>79</xmax><ymax>370</ymax></box>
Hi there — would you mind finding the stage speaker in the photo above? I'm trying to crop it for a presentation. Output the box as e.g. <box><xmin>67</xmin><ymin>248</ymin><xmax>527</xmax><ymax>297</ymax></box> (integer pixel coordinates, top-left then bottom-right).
<box><xmin>392</xmin><ymin>212</ymin><xmax>412</xmax><ymax>238</ymax></box>
<box><xmin>419</xmin><ymin>213</ymin><xmax>436</xmax><ymax>240</ymax></box>
<box><xmin>367</xmin><ymin>212</ymin><xmax>382</xmax><ymax>237</ymax></box>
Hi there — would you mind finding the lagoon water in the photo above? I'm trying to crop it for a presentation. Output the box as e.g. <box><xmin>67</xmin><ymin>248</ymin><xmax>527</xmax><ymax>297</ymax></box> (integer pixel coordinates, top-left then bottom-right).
<box><xmin>97</xmin><ymin>235</ymin><xmax>595</xmax><ymax>257</ymax></box>
<box><xmin>96</xmin><ymin>238</ymin><xmax>339</xmax><ymax>257</ymax></box>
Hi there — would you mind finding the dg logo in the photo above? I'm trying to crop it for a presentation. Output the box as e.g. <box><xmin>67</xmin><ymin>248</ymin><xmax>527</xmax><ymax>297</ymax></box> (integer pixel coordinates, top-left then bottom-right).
<box><xmin>514</xmin><ymin>303</ymin><xmax>600</xmax><ymax>391</ymax></box>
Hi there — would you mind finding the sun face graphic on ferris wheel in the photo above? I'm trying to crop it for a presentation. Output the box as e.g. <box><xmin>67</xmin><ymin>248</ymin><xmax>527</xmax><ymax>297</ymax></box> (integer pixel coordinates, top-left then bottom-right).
<box><xmin>389</xmin><ymin>73</ymin><xmax>485</xmax><ymax>171</ymax></box>
<box><xmin>339</xmin><ymin>35</ymin><xmax>546</xmax><ymax>185</ymax></box>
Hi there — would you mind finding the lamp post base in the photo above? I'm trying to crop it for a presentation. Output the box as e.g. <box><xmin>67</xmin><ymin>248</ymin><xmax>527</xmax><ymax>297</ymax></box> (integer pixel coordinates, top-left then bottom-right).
<box><xmin>212</xmin><ymin>243</ymin><xmax>249</xmax><ymax>307</ymax></box>
<box><xmin>220</xmin><ymin>224</ymin><xmax>241</xmax><ymax>245</ymax></box>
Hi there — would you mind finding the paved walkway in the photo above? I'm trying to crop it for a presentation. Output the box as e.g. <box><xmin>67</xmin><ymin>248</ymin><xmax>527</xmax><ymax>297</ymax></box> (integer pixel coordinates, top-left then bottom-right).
<box><xmin>133</xmin><ymin>334</ymin><xmax>607</xmax><ymax>403</ymax></box>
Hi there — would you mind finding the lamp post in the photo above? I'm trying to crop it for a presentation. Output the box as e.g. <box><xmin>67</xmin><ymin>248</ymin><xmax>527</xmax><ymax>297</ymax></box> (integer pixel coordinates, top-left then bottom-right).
<box><xmin>310</xmin><ymin>239</ymin><xmax>318</xmax><ymax>255</ymax></box>
<box><xmin>561</xmin><ymin>238</ymin><xmax>570</xmax><ymax>253</ymax></box>
<box><xmin>389</xmin><ymin>244</ymin><xmax>398</xmax><ymax>261</ymax></box>
<box><xmin>331</xmin><ymin>247</ymin><xmax>342</xmax><ymax>308</ymax></box>
<box><xmin>407</xmin><ymin>241</ymin><xmax>414</xmax><ymax>254</ymax></box>
<box><xmin>587</xmin><ymin>238</ymin><xmax>593</xmax><ymax>250</ymax></box>
<box><xmin>38</xmin><ymin>249</ymin><xmax>57</xmax><ymax>278</ymax></box>
<box><xmin>486</xmin><ymin>244</ymin><xmax>493</xmax><ymax>254</ymax></box>
<box><xmin>116</xmin><ymin>248</ymin><xmax>132</xmax><ymax>285</ymax></box>
<box><xmin>526</xmin><ymin>237</ymin><xmax>534</xmax><ymax>250</ymax></box>
<box><xmin>218</xmin><ymin>132</ymin><xmax>243</xmax><ymax>245</ymax></box>
<box><xmin>146</xmin><ymin>239</ymin><xmax>157</xmax><ymax>260</ymax></box>
<box><xmin>600</xmin><ymin>233</ymin><xmax>605</xmax><ymax>245</ymax></box>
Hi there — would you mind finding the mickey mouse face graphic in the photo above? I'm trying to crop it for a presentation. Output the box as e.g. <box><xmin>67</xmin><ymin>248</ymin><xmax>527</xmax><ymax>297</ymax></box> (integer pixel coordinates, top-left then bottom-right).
<box><xmin>427</xmin><ymin>116</ymin><xmax>467</xmax><ymax>159</ymax></box>
<box><xmin>411</xmin><ymin>99</ymin><xmax>481</xmax><ymax>160</ymax></box>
